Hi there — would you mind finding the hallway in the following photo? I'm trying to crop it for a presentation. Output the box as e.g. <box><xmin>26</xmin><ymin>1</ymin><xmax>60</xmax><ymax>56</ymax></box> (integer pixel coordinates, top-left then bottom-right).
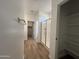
<box><xmin>0</xmin><ymin>0</ymin><xmax>70</xmax><ymax>59</ymax></box>
<box><xmin>24</xmin><ymin>39</ymin><xmax>49</xmax><ymax>59</ymax></box>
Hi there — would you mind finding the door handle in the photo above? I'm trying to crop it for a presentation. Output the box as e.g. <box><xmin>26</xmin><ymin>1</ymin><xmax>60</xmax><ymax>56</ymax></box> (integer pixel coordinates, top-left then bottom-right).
<box><xmin>56</xmin><ymin>38</ymin><xmax>57</xmax><ymax>40</ymax></box>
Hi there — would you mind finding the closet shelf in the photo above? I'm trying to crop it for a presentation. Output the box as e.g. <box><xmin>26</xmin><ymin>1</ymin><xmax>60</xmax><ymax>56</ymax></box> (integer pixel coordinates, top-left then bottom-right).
<box><xmin>66</xmin><ymin>40</ymin><xmax>79</xmax><ymax>48</ymax></box>
<box><xmin>67</xmin><ymin>24</ymin><xmax>79</xmax><ymax>26</ymax></box>
<box><xmin>65</xmin><ymin>33</ymin><xmax>79</xmax><ymax>36</ymax></box>
<box><xmin>66</xmin><ymin>12</ymin><xmax>79</xmax><ymax>17</ymax></box>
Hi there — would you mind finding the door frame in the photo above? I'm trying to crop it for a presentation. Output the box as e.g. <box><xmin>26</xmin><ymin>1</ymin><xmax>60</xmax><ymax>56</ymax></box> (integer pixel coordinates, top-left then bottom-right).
<box><xmin>56</xmin><ymin>0</ymin><xmax>69</xmax><ymax>59</ymax></box>
<box><xmin>50</xmin><ymin>0</ymin><xmax>69</xmax><ymax>59</ymax></box>
<box><xmin>27</xmin><ymin>21</ymin><xmax>34</xmax><ymax>39</ymax></box>
<box><xmin>40</xmin><ymin>19</ymin><xmax>51</xmax><ymax>47</ymax></box>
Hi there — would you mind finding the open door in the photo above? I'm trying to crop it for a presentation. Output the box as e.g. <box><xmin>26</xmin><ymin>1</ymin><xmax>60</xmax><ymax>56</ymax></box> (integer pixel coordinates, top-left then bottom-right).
<box><xmin>50</xmin><ymin>0</ymin><xmax>69</xmax><ymax>59</ymax></box>
<box><xmin>27</xmin><ymin>21</ymin><xmax>34</xmax><ymax>39</ymax></box>
<box><xmin>57</xmin><ymin>0</ymin><xmax>79</xmax><ymax>59</ymax></box>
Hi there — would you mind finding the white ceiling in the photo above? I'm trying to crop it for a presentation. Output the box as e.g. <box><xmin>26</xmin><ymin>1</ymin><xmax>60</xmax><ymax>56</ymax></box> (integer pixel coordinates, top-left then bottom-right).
<box><xmin>25</xmin><ymin>0</ymin><xmax>51</xmax><ymax>13</ymax></box>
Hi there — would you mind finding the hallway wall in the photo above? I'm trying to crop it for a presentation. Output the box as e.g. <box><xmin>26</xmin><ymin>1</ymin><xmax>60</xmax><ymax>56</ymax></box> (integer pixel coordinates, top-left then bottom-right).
<box><xmin>0</xmin><ymin>0</ymin><xmax>25</xmax><ymax>59</ymax></box>
<box><xmin>0</xmin><ymin>0</ymin><xmax>68</xmax><ymax>59</ymax></box>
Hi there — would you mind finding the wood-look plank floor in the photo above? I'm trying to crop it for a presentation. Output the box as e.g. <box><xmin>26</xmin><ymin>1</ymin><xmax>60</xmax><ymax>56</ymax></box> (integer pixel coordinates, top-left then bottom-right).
<box><xmin>24</xmin><ymin>39</ymin><xmax>49</xmax><ymax>59</ymax></box>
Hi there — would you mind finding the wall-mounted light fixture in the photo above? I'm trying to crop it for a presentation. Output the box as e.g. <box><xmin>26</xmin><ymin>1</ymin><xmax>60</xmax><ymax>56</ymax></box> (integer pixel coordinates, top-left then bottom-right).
<box><xmin>17</xmin><ymin>17</ymin><xmax>26</xmax><ymax>25</ymax></box>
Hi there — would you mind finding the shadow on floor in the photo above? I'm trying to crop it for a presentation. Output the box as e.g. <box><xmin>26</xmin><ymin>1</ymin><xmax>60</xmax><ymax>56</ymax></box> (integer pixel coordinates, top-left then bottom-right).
<box><xmin>60</xmin><ymin>54</ymin><xmax>75</xmax><ymax>59</ymax></box>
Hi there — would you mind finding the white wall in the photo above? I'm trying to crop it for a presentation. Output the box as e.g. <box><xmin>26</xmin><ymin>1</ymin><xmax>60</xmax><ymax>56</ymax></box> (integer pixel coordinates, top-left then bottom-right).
<box><xmin>46</xmin><ymin>19</ymin><xmax>51</xmax><ymax>48</ymax></box>
<box><xmin>34</xmin><ymin>21</ymin><xmax>41</xmax><ymax>42</ymax></box>
<box><xmin>0</xmin><ymin>0</ymin><xmax>25</xmax><ymax>59</ymax></box>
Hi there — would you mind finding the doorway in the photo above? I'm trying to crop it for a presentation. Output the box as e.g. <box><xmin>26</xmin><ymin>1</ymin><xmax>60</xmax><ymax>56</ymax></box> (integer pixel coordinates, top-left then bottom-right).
<box><xmin>40</xmin><ymin>19</ymin><xmax>51</xmax><ymax>48</ymax></box>
<box><xmin>27</xmin><ymin>21</ymin><xmax>34</xmax><ymax>39</ymax></box>
<box><xmin>57</xmin><ymin>0</ymin><xmax>79</xmax><ymax>59</ymax></box>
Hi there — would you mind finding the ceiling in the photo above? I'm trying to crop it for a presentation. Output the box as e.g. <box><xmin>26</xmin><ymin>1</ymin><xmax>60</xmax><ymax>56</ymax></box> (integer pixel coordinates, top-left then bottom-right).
<box><xmin>25</xmin><ymin>0</ymin><xmax>51</xmax><ymax>13</ymax></box>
